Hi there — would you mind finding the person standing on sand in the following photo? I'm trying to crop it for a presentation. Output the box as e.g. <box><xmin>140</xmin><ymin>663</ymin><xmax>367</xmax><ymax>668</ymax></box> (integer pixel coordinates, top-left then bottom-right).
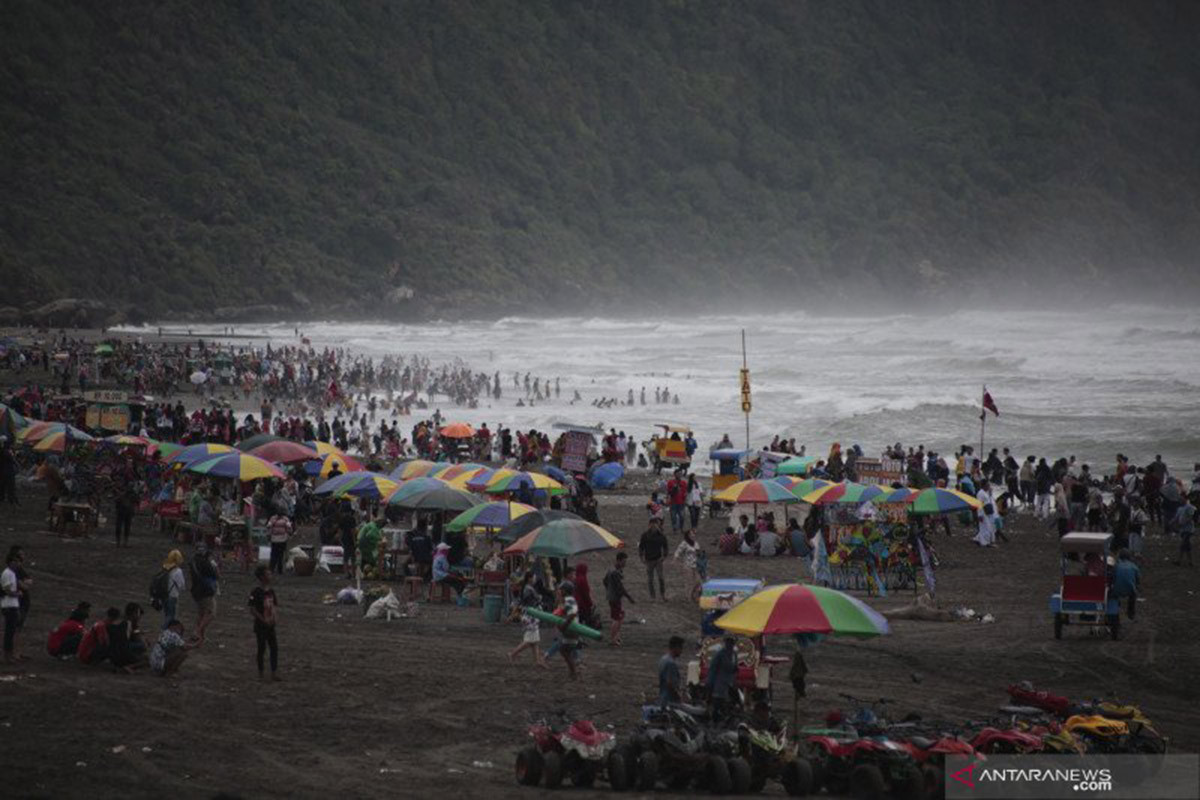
<box><xmin>554</xmin><ymin>582</ymin><xmax>581</xmax><ymax>681</ymax></box>
<box><xmin>2</xmin><ymin>546</ymin><xmax>27</xmax><ymax>663</ymax></box>
<box><xmin>248</xmin><ymin>566</ymin><xmax>281</xmax><ymax>680</ymax></box>
<box><xmin>639</xmin><ymin>517</ymin><xmax>669</xmax><ymax>601</ymax></box>
<box><xmin>603</xmin><ymin>552</ymin><xmax>634</xmax><ymax>646</ymax></box>
<box><xmin>974</xmin><ymin>479</ymin><xmax>998</xmax><ymax>547</ymax></box>
<box><xmin>508</xmin><ymin>573</ymin><xmax>548</xmax><ymax>668</ymax></box>
<box><xmin>1172</xmin><ymin>496</ymin><xmax>1195</xmax><ymax>567</ymax></box>
<box><xmin>658</xmin><ymin>636</ymin><xmax>684</xmax><ymax>707</ymax></box>
<box><xmin>0</xmin><ymin>440</ymin><xmax>18</xmax><ymax>505</ymax></box>
<box><xmin>666</xmin><ymin>470</ymin><xmax>688</xmax><ymax>534</ymax></box>
<box><xmin>189</xmin><ymin>543</ymin><xmax>219</xmax><ymax>644</ymax></box>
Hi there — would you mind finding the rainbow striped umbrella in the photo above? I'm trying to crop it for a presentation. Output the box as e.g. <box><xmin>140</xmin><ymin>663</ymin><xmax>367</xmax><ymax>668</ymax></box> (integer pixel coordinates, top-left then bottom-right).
<box><xmin>502</xmin><ymin>519</ymin><xmax>624</xmax><ymax>558</ymax></box>
<box><xmin>786</xmin><ymin>478</ymin><xmax>832</xmax><ymax>499</ymax></box>
<box><xmin>146</xmin><ymin>440</ymin><xmax>184</xmax><ymax>459</ymax></box>
<box><xmin>18</xmin><ymin>421</ymin><xmax>90</xmax><ymax>446</ymax></box>
<box><xmin>715</xmin><ymin>583</ymin><xmax>889</xmax><ymax>637</ymax></box>
<box><xmin>876</xmin><ymin>486</ymin><xmax>921</xmax><ymax>505</ymax></box>
<box><xmin>104</xmin><ymin>434</ymin><xmax>151</xmax><ymax>448</ymax></box>
<box><xmin>236</xmin><ymin>433</ymin><xmax>287</xmax><ymax>452</ymax></box>
<box><xmin>169</xmin><ymin>443</ymin><xmax>235</xmax><ymax>466</ymax></box>
<box><xmin>437</xmin><ymin>463</ymin><xmax>488</xmax><ymax>481</ymax></box>
<box><xmin>313</xmin><ymin>472</ymin><xmax>398</xmax><ymax>500</ymax></box>
<box><xmin>446</xmin><ymin>501</ymin><xmax>537</xmax><ymax>533</ymax></box>
<box><xmin>469</xmin><ymin>467</ymin><xmax>516</xmax><ymax>491</ymax></box>
<box><xmin>306</xmin><ymin>452</ymin><xmax>365</xmax><ymax>479</ymax></box>
<box><xmin>444</xmin><ymin>467</ymin><xmax>494</xmax><ymax>490</ymax></box>
<box><xmin>33</xmin><ymin>430</ymin><xmax>95</xmax><ymax>453</ymax></box>
<box><xmin>776</xmin><ymin>456</ymin><xmax>819</xmax><ymax>476</ymax></box>
<box><xmin>426</xmin><ymin>462</ymin><xmax>455</xmax><ymax>478</ymax></box>
<box><xmin>384</xmin><ymin>477</ymin><xmax>478</xmax><ymax>511</ymax></box>
<box><xmin>906</xmin><ymin>487</ymin><xmax>982</xmax><ymax>515</ymax></box>
<box><xmin>801</xmin><ymin>481</ymin><xmax>889</xmax><ymax>506</ymax></box>
<box><xmin>713</xmin><ymin>479</ymin><xmax>799</xmax><ymax>505</ymax></box>
<box><xmin>305</xmin><ymin>441</ymin><xmax>342</xmax><ymax>456</ymax></box>
<box><xmin>484</xmin><ymin>471</ymin><xmax>565</xmax><ymax>496</ymax></box>
<box><xmin>250</xmin><ymin>440</ymin><xmax>322</xmax><ymax>465</ymax></box>
<box><xmin>0</xmin><ymin>403</ymin><xmax>29</xmax><ymax>436</ymax></box>
<box><xmin>185</xmin><ymin>452</ymin><xmax>285</xmax><ymax>481</ymax></box>
<box><xmin>389</xmin><ymin>460</ymin><xmax>440</xmax><ymax>481</ymax></box>
<box><xmin>772</xmin><ymin>475</ymin><xmax>804</xmax><ymax>492</ymax></box>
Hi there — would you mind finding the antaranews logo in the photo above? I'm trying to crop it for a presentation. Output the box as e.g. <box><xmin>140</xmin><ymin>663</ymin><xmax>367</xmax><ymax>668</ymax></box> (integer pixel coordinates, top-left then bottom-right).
<box><xmin>952</xmin><ymin>761</ymin><xmax>1114</xmax><ymax>793</ymax></box>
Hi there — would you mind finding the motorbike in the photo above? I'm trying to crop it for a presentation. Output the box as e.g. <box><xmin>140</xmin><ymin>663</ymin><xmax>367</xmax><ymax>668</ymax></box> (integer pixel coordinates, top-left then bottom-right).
<box><xmin>515</xmin><ymin>717</ymin><xmax>627</xmax><ymax>790</ymax></box>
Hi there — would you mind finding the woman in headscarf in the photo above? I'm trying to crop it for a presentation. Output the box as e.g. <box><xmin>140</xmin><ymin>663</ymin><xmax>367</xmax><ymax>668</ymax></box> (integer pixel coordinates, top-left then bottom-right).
<box><xmin>162</xmin><ymin>549</ymin><xmax>186</xmax><ymax>628</ymax></box>
<box><xmin>572</xmin><ymin>563</ymin><xmax>595</xmax><ymax>628</ymax></box>
<box><xmin>827</xmin><ymin>443</ymin><xmax>844</xmax><ymax>482</ymax></box>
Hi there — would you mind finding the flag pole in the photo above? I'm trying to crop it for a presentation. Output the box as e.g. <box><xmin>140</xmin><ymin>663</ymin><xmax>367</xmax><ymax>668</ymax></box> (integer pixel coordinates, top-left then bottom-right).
<box><xmin>979</xmin><ymin>385</ymin><xmax>986</xmax><ymax>457</ymax></box>
<box><xmin>741</xmin><ymin>329</ymin><xmax>750</xmax><ymax>451</ymax></box>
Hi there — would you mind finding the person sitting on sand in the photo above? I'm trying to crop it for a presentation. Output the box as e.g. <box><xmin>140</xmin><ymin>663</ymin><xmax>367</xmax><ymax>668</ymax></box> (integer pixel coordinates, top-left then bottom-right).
<box><xmin>107</xmin><ymin>602</ymin><xmax>148</xmax><ymax>673</ymax></box>
<box><xmin>431</xmin><ymin>543</ymin><xmax>469</xmax><ymax>598</ymax></box>
<box><xmin>78</xmin><ymin>607</ymin><xmax>120</xmax><ymax>666</ymax></box>
<box><xmin>47</xmin><ymin>601</ymin><xmax>90</xmax><ymax>658</ymax></box>
<box><xmin>150</xmin><ymin>619</ymin><xmax>194</xmax><ymax>677</ymax></box>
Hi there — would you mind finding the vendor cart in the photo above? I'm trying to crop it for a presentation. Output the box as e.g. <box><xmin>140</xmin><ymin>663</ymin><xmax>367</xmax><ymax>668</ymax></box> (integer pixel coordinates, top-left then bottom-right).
<box><xmin>650</xmin><ymin>423</ymin><xmax>693</xmax><ymax>474</ymax></box>
<box><xmin>1050</xmin><ymin>532</ymin><xmax>1120</xmax><ymax>640</ymax></box>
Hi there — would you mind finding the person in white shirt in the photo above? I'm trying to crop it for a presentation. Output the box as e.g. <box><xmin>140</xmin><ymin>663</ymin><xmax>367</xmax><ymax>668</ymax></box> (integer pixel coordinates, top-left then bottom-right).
<box><xmin>2</xmin><ymin>546</ymin><xmax>26</xmax><ymax>663</ymax></box>
<box><xmin>974</xmin><ymin>481</ymin><xmax>998</xmax><ymax>547</ymax></box>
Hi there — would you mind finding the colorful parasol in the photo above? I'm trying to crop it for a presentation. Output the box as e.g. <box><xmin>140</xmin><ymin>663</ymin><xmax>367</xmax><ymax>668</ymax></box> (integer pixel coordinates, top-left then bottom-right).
<box><xmin>801</xmin><ymin>481</ymin><xmax>889</xmax><ymax>506</ymax></box>
<box><xmin>305</xmin><ymin>441</ymin><xmax>342</xmax><ymax>456</ymax></box>
<box><xmin>146</xmin><ymin>440</ymin><xmax>184</xmax><ymax>459</ymax></box>
<box><xmin>713</xmin><ymin>479</ymin><xmax>800</xmax><ymax>505</ymax></box>
<box><xmin>443</xmin><ymin>467</ymin><xmax>494</xmax><ymax>490</ymax></box>
<box><xmin>876</xmin><ymin>486</ymin><xmax>922</xmax><ymax>505</ymax></box>
<box><xmin>389</xmin><ymin>459</ymin><xmax>440</xmax><ymax>481</ymax></box>
<box><xmin>306</xmin><ymin>451</ymin><xmax>365</xmax><ymax>479</ymax></box>
<box><xmin>483</xmin><ymin>471</ymin><xmax>565</xmax><ymax>496</ymax></box>
<box><xmin>785</xmin><ymin>477</ymin><xmax>832</xmax><ymax>499</ymax></box>
<box><xmin>446</xmin><ymin>501</ymin><xmax>537</xmax><ymax>533</ymax></box>
<box><xmin>168</xmin><ymin>443</ymin><xmax>236</xmax><ymax>466</ymax></box>
<box><xmin>501</xmin><ymin>519</ymin><xmax>624</xmax><ymax>558</ymax></box>
<box><xmin>0</xmin><ymin>403</ymin><xmax>29</xmax><ymax>436</ymax></box>
<box><xmin>496</xmin><ymin>509</ymin><xmax>583</xmax><ymax>542</ymax></box>
<box><xmin>18</xmin><ymin>421</ymin><xmax>91</xmax><ymax>446</ymax></box>
<box><xmin>236</xmin><ymin>433</ymin><xmax>287</xmax><ymax>452</ymax></box>
<box><xmin>905</xmin><ymin>487</ymin><xmax>983</xmax><ymax>515</ymax></box>
<box><xmin>439</xmin><ymin>422</ymin><xmax>475</xmax><ymax>439</ymax></box>
<box><xmin>772</xmin><ymin>475</ymin><xmax>805</xmax><ymax>492</ymax></box>
<box><xmin>384</xmin><ymin>477</ymin><xmax>478</xmax><ymax>511</ymax></box>
<box><xmin>250</xmin><ymin>440</ymin><xmax>323</xmax><ymax>465</ymax></box>
<box><xmin>103</xmin><ymin>434</ymin><xmax>151</xmax><ymax>448</ymax></box>
<box><xmin>313</xmin><ymin>472</ymin><xmax>398</xmax><ymax>500</ymax></box>
<box><xmin>715</xmin><ymin>583</ymin><xmax>890</xmax><ymax>637</ymax></box>
<box><xmin>437</xmin><ymin>463</ymin><xmax>488</xmax><ymax>481</ymax></box>
<box><xmin>426</xmin><ymin>462</ymin><xmax>455</xmax><ymax>478</ymax></box>
<box><xmin>33</xmin><ymin>430</ymin><xmax>95</xmax><ymax>453</ymax></box>
<box><xmin>468</xmin><ymin>467</ymin><xmax>517</xmax><ymax>491</ymax></box>
<box><xmin>775</xmin><ymin>456</ymin><xmax>819</xmax><ymax>476</ymax></box>
<box><xmin>184</xmin><ymin>452</ymin><xmax>285</xmax><ymax>481</ymax></box>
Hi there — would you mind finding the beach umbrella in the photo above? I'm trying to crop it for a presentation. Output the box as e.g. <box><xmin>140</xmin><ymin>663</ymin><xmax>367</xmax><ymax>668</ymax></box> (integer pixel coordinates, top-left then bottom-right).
<box><xmin>776</xmin><ymin>456</ymin><xmax>819</xmax><ymax>476</ymax></box>
<box><xmin>305</xmin><ymin>440</ymin><xmax>342</xmax><ymax>456</ymax></box>
<box><xmin>545</xmin><ymin>465</ymin><xmax>569</xmax><ymax>483</ymax></box>
<box><xmin>94</xmin><ymin>343</ymin><xmax>115</xmax><ymax>356</ymax></box>
<box><xmin>168</xmin><ymin>442</ymin><xmax>235</xmax><ymax>466</ymax></box>
<box><xmin>437</xmin><ymin>463</ymin><xmax>488</xmax><ymax>481</ymax></box>
<box><xmin>786</xmin><ymin>478</ymin><xmax>832</xmax><ymax>499</ymax></box>
<box><xmin>426</xmin><ymin>462</ymin><xmax>455</xmax><ymax>478</ymax></box>
<box><xmin>443</xmin><ymin>466</ymin><xmax>494</xmax><ymax>490</ymax></box>
<box><xmin>250</xmin><ymin>440</ymin><xmax>322</xmax><ymax>465</ymax></box>
<box><xmin>497</xmin><ymin>509</ymin><xmax>583</xmax><ymax>543</ymax></box>
<box><xmin>772</xmin><ymin>475</ymin><xmax>804</xmax><ymax>492</ymax></box>
<box><xmin>905</xmin><ymin>487</ymin><xmax>983</xmax><ymax>515</ymax></box>
<box><xmin>502</xmin><ymin>519</ymin><xmax>624</xmax><ymax>558</ymax></box>
<box><xmin>313</xmin><ymin>472</ymin><xmax>398</xmax><ymax>500</ymax></box>
<box><xmin>801</xmin><ymin>481</ymin><xmax>889</xmax><ymax>506</ymax></box>
<box><xmin>0</xmin><ymin>403</ymin><xmax>29</xmax><ymax>436</ymax></box>
<box><xmin>384</xmin><ymin>477</ymin><xmax>478</xmax><ymax>512</ymax></box>
<box><xmin>590</xmin><ymin>461</ymin><xmax>625</xmax><ymax>489</ymax></box>
<box><xmin>714</xmin><ymin>479</ymin><xmax>800</xmax><ymax>505</ymax></box>
<box><xmin>389</xmin><ymin>459</ymin><xmax>440</xmax><ymax>481</ymax></box>
<box><xmin>484</xmin><ymin>471</ymin><xmax>565</xmax><ymax>496</ymax></box>
<box><xmin>306</xmin><ymin>451</ymin><xmax>365</xmax><ymax>479</ymax></box>
<box><xmin>446</xmin><ymin>501</ymin><xmax>537</xmax><ymax>533</ymax></box>
<box><xmin>185</xmin><ymin>452</ymin><xmax>285</xmax><ymax>482</ymax></box>
<box><xmin>146</xmin><ymin>440</ymin><xmax>184</xmax><ymax>459</ymax></box>
<box><xmin>189</xmin><ymin>371</ymin><xmax>208</xmax><ymax>385</ymax></box>
<box><xmin>715</xmin><ymin>583</ymin><xmax>890</xmax><ymax>638</ymax></box>
<box><xmin>439</xmin><ymin>422</ymin><xmax>475</xmax><ymax>439</ymax></box>
<box><xmin>236</xmin><ymin>433</ymin><xmax>286</xmax><ymax>452</ymax></box>
<box><xmin>468</xmin><ymin>466</ymin><xmax>517</xmax><ymax>490</ymax></box>
<box><xmin>18</xmin><ymin>421</ymin><xmax>90</xmax><ymax>447</ymax></box>
<box><xmin>876</xmin><ymin>486</ymin><xmax>921</xmax><ymax>505</ymax></box>
<box><xmin>33</xmin><ymin>430</ymin><xmax>95</xmax><ymax>453</ymax></box>
<box><xmin>103</xmin><ymin>434</ymin><xmax>151</xmax><ymax>448</ymax></box>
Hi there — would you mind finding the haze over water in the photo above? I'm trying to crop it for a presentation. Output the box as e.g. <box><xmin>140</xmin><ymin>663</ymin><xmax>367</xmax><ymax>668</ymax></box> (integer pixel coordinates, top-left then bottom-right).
<box><xmin>153</xmin><ymin>307</ymin><xmax>1200</xmax><ymax>476</ymax></box>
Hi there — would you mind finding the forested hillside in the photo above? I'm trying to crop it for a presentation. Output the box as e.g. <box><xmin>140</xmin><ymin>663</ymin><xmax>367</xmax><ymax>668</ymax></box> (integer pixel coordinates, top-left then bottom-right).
<box><xmin>2</xmin><ymin>0</ymin><xmax>1199</xmax><ymax>319</ymax></box>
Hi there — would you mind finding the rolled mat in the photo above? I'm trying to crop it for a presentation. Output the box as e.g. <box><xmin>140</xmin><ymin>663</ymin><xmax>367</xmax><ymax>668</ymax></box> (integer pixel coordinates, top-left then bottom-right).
<box><xmin>523</xmin><ymin>606</ymin><xmax>604</xmax><ymax>641</ymax></box>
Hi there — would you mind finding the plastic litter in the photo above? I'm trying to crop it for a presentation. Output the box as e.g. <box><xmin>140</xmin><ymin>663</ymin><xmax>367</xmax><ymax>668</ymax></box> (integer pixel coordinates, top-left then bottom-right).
<box><xmin>111</xmin><ymin>745</ymin><xmax>126</xmax><ymax>754</ymax></box>
<box><xmin>472</xmin><ymin>761</ymin><xmax>494</xmax><ymax>769</ymax></box>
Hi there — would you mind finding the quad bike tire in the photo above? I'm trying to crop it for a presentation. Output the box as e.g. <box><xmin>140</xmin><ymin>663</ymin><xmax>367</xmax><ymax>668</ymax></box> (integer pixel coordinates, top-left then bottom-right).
<box><xmin>894</xmin><ymin>769</ymin><xmax>926</xmax><ymax>800</ymax></box>
<box><xmin>607</xmin><ymin>751</ymin><xmax>629</xmax><ymax>792</ymax></box>
<box><xmin>570</xmin><ymin>762</ymin><xmax>596</xmax><ymax>787</ymax></box>
<box><xmin>727</xmin><ymin>757</ymin><xmax>753</xmax><ymax>794</ymax></box>
<box><xmin>1107</xmin><ymin>614</ymin><xmax>1120</xmax><ymax>640</ymax></box>
<box><xmin>542</xmin><ymin>750</ymin><xmax>564</xmax><ymax>789</ymax></box>
<box><xmin>850</xmin><ymin>763</ymin><xmax>886</xmax><ymax>800</ymax></box>
<box><xmin>1054</xmin><ymin>613</ymin><xmax>1064</xmax><ymax>639</ymax></box>
<box><xmin>637</xmin><ymin>751</ymin><xmax>659</xmax><ymax>791</ymax></box>
<box><xmin>515</xmin><ymin>746</ymin><xmax>543</xmax><ymax>786</ymax></box>
<box><xmin>704</xmin><ymin>753</ymin><xmax>732</xmax><ymax>794</ymax></box>
<box><xmin>922</xmin><ymin>763</ymin><xmax>945</xmax><ymax>800</ymax></box>
<box><xmin>749</xmin><ymin>769</ymin><xmax>768</xmax><ymax>793</ymax></box>
<box><xmin>781</xmin><ymin>757</ymin><xmax>814</xmax><ymax>797</ymax></box>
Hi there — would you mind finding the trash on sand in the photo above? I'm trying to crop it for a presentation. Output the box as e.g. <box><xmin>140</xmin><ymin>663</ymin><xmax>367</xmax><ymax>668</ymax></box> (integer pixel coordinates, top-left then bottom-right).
<box><xmin>111</xmin><ymin>745</ymin><xmax>126</xmax><ymax>754</ymax></box>
<box><xmin>472</xmin><ymin>761</ymin><xmax>494</xmax><ymax>769</ymax></box>
<box><xmin>980</xmin><ymin>613</ymin><xmax>996</xmax><ymax>624</ymax></box>
<box><xmin>447</xmin><ymin>768</ymin><xmax>464</xmax><ymax>774</ymax></box>
<box><xmin>141</xmin><ymin>747</ymin><xmax>153</xmax><ymax>753</ymax></box>
<box><xmin>75</xmin><ymin>762</ymin><xmax>87</xmax><ymax>768</ymax></box>
<box><xmin>0</xmin><ymin>675</ymin><xmax>19</xmax><ymax>682</ymax></box>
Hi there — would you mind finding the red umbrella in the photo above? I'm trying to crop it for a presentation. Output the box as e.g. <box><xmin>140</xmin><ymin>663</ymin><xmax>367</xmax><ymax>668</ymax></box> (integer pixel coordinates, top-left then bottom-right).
<box><xmin>250</xmin><ymin>440</ymin><xmax>322</xmax><ymax>465</ymax></box>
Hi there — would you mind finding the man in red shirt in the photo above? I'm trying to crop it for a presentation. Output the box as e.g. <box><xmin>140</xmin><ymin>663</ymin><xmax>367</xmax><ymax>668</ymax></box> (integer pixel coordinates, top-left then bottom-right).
<box><xmin>77</xmin><ymin>607</ymin><xmax>121</xmax><ymax>665</ymax></box>
<box><xmin>666</xmin><ymin>470</ymin><xmax>688</xmax><ymax>534</ymax></box>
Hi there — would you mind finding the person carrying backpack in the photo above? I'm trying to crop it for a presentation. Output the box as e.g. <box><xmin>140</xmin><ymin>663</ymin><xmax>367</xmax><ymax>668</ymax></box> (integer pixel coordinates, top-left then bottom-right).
<box><xmin>152</xmin><ymin>550</ymin><xmax>187</xmax><ymax>629</ymax></box>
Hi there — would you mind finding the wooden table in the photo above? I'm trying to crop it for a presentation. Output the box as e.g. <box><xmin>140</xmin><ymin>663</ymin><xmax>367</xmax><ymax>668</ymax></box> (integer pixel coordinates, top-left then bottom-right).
<box><xmin>51</xmin><ymin>501</ymin><xmax>98</xmax><ymax>538</ymax></box>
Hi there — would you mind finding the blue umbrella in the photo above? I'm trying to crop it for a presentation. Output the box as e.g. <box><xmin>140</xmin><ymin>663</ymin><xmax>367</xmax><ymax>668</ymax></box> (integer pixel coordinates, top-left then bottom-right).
<box><xmin>590</xmin><ymin>461</ymin><xmax>625</xmax><ymax>489</ymax></box>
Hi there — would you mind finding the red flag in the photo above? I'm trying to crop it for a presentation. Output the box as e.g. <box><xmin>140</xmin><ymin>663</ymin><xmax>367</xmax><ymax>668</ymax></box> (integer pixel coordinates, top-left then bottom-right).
<box><xmin>981</xmin><ymin>387</ymin><xmax>999</xmax><ymax>419</ymax></box>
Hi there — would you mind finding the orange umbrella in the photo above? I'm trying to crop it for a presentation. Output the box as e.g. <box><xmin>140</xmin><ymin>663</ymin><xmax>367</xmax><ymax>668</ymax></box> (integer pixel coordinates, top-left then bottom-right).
<box><xmin>440</xmin><ymin>422</ymin><xmax>475</xmax><ymax>439</ymax></box>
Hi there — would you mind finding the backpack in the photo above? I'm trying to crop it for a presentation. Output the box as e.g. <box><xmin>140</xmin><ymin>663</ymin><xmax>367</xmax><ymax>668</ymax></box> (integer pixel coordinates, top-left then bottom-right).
<box><xmin>149</xmin><ymin>569</ymin><xmax>170</xmax><ymax>610</ymax></box>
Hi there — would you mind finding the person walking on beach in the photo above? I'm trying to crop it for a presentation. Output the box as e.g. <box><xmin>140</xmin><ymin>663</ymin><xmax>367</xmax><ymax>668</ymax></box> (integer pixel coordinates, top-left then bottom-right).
<box><xmin>603</xmin><ymin>552</ymin><xmax>634</xmax><ymax>646</ymax></box>
<box><xmin>113</xmin><ymin>476</ymin><xmax>137</xmax><ymax>547</ymax></box>
<box><xmin>666</xmin><ymin>471</ymin><xmax>687</xmax><ymax>534</ymax></box>
<box><xmin>673</xmin><ymin>530</ymin><xmax>702</xmax><ymax>601</ymax></box>
<box><xmin>189</xmin><ymin>543</ymin><xmax>219</xmax><ymax>644</ymax></box>
<box><xmin>266</xmin><ymin>512</ymin><xmax>293</xmax><ymax>575</ymax></box>
<box><xmin>686</xmin><ymin>474</ymin><xmax>704</xmax><ymax>530</ymax></box>
<box><xmin>1173</xmin><ymin>495</ymin><xmax>1195</xmax><ymax>567</ymax></box>
<box><xmin>554</xmin><ymin>582</ymin><xmax>581</xmax><ymax>681</ymax></box>
<box><xmin>248</xmin><ymin>566</ymin><xmax>280</xmax><ymax>680</ymax></box>
<box><xmin>508</xmin><ymin>573</ymin><xmax>548</xmax><ymax>668</ymax></box>
<box><xmin>639</xmin><ymin>517</ymin><xmax>669</xmax><ymax>600</ymax></box>
<box><xmin>2</xmin><ymin>546</ymin><xmax>27</xmax><ymax>663</ymax></box>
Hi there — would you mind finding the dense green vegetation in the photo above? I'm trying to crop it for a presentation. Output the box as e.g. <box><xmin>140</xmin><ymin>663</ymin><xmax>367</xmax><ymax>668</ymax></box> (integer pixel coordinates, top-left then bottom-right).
<box><xmin>2</xmin><ymin>0</ymin><xmax>1199</xmax><ymax>318</ymax></box>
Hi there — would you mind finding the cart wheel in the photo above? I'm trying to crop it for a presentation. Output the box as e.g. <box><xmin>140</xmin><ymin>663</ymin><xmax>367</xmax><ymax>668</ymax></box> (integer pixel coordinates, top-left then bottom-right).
<box><xmin>1054</xmin><ymin>613</ymin><xmax>1064</xmax><ymax>640</ymax></box>
<box><xmin>515</xmin><ymin>746</ymin><xmax>543</xmax><ymax>786</ymax></box>
<box><xmin>1108</xmin><ymin>614</ymin><xmax>1120</xmax><ymax>641</ymax></box>
<box><xmin>542</xmin><ymin>750</ymin><xmax>563</xmax><ymax>789</ymax></box>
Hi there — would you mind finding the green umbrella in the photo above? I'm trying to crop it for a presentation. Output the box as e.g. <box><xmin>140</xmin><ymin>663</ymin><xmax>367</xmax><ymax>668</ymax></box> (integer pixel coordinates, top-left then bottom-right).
<box><xmin>776</xmin><ymin>456</ymin><xmax>819</xmax><ymax>476</ymax></box>
<box><xmin>385</xmin><ymin>477</ymin><xmax>478</xmax><ymax>512</ymax></box>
